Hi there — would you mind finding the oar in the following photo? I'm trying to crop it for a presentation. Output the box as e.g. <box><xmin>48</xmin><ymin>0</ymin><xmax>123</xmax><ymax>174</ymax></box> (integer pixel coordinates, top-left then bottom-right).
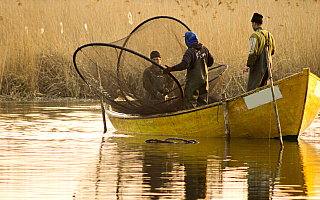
<box><xmin>266</xmin><ymin>34</ymin><xmax>283</xmax><ymax>149</ymax></box>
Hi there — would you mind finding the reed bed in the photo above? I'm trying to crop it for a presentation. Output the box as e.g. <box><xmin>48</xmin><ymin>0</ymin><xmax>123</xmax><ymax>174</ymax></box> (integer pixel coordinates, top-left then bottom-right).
<box><xmin>0</xmin><ymin>0</ymin><xmax>319</xmax><ymax>99</ymax></box>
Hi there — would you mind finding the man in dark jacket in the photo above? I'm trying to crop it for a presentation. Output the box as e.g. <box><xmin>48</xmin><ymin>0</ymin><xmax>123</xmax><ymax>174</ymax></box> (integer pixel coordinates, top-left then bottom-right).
<box><xmin>243</xmin><ymin>13</ymin><xmax>276</xmax><ymax>92</ymax></box>
<box><xmin>143</xmin><ymin>51</ymin><xmax>174</xmax><ymax>100</ymax></box>
<box><xmin>164</xmin><ymin>31</ymin><xmax>214</xmax><ymax>109</ymax></box>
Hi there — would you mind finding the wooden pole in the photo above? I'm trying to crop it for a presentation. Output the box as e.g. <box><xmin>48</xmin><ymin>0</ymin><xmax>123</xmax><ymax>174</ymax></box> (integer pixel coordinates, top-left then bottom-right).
<box><xmin>100</xmin><ymin>98</ymin><xmax>107</xmax><ymax>133</ymax></box>
<box><xmin>271</xmin><ymin>147</ymin><xmax>283</xmax><ymax>195</ymax></box>
<box><xmin>267</xmin><ymin>66</ymin><xmax>283</xmax><ymax>149</ymax></box>
<box><xmin>97</xmin><ymin>66</ymin><xmax>107</xmax><ymax>133</ymax></box>
<box><xmin>266</xmin><ymin>34</ymin><xmax>283</xmax><ymax>149</ymax></box>
<box><xmin>222</xmin><ymin>93</ymin><xmax>230</xmax><ymax>140</ymax></box>
<box><xmin>222</xmin><ymin>133</ymin><xmax>230</xmax><ymax>169</ymax></box>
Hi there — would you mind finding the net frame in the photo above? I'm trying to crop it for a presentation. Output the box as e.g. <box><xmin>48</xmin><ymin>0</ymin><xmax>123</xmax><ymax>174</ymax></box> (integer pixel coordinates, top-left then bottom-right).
<box><xmin>73</xmin><ymin>16</ymin><xmax>228</xmax><ymax>115</ymax></box>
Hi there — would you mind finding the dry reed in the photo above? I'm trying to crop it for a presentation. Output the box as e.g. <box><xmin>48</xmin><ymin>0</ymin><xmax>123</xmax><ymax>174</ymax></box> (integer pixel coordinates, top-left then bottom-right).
<box><xmin>0</xmin><ymin>0</ymin><xmax>319</xmax><ymax>98</ymax></box>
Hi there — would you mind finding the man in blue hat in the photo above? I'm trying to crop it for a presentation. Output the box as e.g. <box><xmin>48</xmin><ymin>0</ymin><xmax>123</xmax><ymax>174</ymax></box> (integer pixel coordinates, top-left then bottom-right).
<box><xmin>243</xmin><ymin>13</ymin><xmax>276</xmax><ymax>92</ymax></box>
<box><xmin>164</xmin><ymin>31</ymin><xmax>214</xmax><ymax>109</ymax></box>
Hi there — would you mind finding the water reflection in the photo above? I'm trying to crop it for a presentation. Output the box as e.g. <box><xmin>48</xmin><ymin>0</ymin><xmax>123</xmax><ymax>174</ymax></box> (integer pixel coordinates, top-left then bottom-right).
<box><xmin>0</xmin><ymin>100</ymin><xmax>107</xmax><ymax>200</ymax></box>
<box><xmin>0</xmin><ymin>101</ymin><xmax>320</xmax><ymax>199</ymax></box>
<box><xmin>76</xmin><ymin>135</ymin><xmax>317</xmax><ymax>199</ymax></box>
<box><xmin>299</xmin><ymin>139</ymin><xmax>320</xmax><ymax>197</ymax></box>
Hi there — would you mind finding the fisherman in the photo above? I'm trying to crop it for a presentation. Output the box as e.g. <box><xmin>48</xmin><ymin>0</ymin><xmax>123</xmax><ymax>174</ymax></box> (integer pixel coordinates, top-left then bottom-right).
<box><xmin>243</xmin><ymin>13</ymin><xmax>276</xmax><ymax>92</ymax></box>
<box><xmin>143</xmin><ymin>51</ymin><xmax>174</xmax><ymax>100</ymax></box>
<box><xmin>163</xmin><ymin>31</ymin><xmax>214</xmax><ymax>109</ymax></box>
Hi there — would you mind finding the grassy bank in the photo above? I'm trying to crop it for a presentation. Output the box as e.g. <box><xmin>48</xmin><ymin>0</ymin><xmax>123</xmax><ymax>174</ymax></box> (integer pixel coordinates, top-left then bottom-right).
<box><xmin>0</xmin><ymin>0</ymin><xmax>319</xmax><ymax>98</ymax></box>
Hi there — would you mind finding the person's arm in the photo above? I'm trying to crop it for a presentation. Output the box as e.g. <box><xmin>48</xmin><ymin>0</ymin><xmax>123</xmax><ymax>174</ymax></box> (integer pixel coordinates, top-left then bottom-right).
<box><xmin>270</xmin><ymin>34</ymin><xmax>276</xmax><ymax>56</ymax></box>
<box><xmin>244</xmin><ymin>34</ymin><xmax>258</xmax><ymax>73</ymax></box>
<box><xmin>163</xmin><ymin>75</ymin><xmax>175</xmax><ymax>94</ymax></box>
<box><xmin>163</xmin><ymin>49</ymin><xmax>193</xmax><ymax>74</ymax></box>
<box><xmin>246</xmin><ymin>34</ymin><xmax>258</xmax><ymax>67</ymax></box>
<box><xmin>204</xmin><ymin>47</ymin><xmax>214</xmax><ymax>67</ymax></box>
<box><xmin>143</xmin><ymin>69</ymin><xmax>158</xmax><ymax>96</ymax></box>
<box><xmin>171</xmin><ymin>50</ymin><xmax>193</xmax><ymax>71</ymax></box>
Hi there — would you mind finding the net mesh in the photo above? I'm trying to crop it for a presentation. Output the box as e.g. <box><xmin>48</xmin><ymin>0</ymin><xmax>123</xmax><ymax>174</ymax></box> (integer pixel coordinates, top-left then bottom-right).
<box><xmin>73</xmin><ymin>16</ymin><xmax>227</xmax><ymax>115</ymax></box>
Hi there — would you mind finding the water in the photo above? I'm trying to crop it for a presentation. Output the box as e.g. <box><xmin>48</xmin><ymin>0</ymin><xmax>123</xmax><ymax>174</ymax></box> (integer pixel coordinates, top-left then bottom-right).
<box><xmin>0</xmin><ymin>101</ymin><xmax>320</xmax><ymax>200</ymax></box>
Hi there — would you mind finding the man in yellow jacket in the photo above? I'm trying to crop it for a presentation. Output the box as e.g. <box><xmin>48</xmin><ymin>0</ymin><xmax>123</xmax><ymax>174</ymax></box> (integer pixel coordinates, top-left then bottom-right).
<box><xmin>243</xmin><ymin>13</ymin><xmax>276</xmax><ymax>92</ymax></box>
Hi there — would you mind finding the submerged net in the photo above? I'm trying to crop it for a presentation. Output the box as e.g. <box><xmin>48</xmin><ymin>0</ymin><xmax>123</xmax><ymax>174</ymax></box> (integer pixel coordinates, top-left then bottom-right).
<box><xmin>73</xmin><ymin>16</ymin><xmax>227</xmax><ymax>115</ymax></box>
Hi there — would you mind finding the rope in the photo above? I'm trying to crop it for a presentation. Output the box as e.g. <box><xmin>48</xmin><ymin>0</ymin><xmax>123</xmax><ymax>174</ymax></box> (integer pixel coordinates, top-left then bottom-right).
<box><xmin>145</xmin><ymin>137</ymin><xmax>199</xmax><ymax>144</ymax></box>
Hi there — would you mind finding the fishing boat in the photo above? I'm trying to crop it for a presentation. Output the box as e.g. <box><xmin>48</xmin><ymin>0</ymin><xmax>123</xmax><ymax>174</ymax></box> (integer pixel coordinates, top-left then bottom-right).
<box><xmin>72</xmin><ymin>16</ymin><xmax>320</xmax><ymax>139</ymax></box>
<box><xmin>106</xmin><ymin>68</ymin><xmax>320</xmax><ymax>138</ymax></box>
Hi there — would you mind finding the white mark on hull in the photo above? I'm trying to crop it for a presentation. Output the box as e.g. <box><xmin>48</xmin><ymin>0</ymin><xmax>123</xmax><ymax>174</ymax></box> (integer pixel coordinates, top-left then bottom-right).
<box><xmin>243</xmin><ymin>86</ymin><xmax>283</xmax><ymax>110</ymax></box>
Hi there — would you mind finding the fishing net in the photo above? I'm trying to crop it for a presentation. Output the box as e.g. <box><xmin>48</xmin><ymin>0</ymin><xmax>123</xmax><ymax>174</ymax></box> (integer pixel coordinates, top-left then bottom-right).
<box><xmin>73</xmin><ymin>16</ymin><xmax>227</xmax><ymax>115</ymax></box>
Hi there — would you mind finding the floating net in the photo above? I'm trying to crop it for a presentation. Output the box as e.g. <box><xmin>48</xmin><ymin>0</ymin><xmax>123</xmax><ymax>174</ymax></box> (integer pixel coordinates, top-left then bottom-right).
<box><xmin>73</xmin><ymin>16</ymin><xmax>227</xmax><ymax>115</ymax></box>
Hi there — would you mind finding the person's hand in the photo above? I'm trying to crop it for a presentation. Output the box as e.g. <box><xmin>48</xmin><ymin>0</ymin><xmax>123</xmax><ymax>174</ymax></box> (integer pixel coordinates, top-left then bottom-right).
<box><xmin>163</xmin><ymin>66</ymin><xmax>173</xmax><ymax>74</ymax></box>
<box><xmin>162</xmin><ymin>88</ymin><xmax>170</xmax><ymax>95</ymax></box>
<box><xmin>243</xmin><ymin>66</ymin><xmax>250</xmax><ymax>73</ymax></box>
<box><xmin>156</xmin><ymin>91</ymin><xmax>163</xmax><ymax>99</ymax></box>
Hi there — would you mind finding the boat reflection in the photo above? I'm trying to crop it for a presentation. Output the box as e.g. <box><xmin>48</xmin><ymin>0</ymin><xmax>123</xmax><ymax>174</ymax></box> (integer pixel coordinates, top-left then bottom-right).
<box><xmin>299</xmin><ymin>139</ymin><xmax>320</xmax><ymax>197</ymax></box>
<box><xmin>75</xmin><ymin>134</ymin><xmax>320</xmax><ymax>199</ymax></box>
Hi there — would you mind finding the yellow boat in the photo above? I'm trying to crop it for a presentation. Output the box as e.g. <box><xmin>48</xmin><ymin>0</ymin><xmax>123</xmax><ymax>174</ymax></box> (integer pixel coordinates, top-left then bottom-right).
<box><xmin>106</xmin><ymin>68</ymin><xmax>320</xmax><ymax>139</ymax></box>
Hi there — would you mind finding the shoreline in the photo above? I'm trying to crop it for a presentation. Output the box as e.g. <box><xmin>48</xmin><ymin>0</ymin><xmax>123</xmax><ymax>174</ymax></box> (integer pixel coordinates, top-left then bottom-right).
<box><xmin>0</xmin><ymin>95</ymin><xmax>99</xmax><ymax>102</ymax></box>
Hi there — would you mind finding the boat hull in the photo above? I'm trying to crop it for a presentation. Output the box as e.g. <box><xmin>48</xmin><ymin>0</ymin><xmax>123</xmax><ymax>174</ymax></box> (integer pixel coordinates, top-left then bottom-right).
<box><xmin>107</xmin><ymin>68</ymin><xmax>320</xmax><ymax>138</ymax></box>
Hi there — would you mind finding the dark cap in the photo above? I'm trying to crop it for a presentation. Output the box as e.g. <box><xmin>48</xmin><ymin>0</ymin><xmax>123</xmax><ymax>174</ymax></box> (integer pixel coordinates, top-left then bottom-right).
<box><xmin>150</xmin><ymin>51</ymin><xmax>161</xmax><ymax>59</ymax></box>
<box><xmin>251</xmin><ymin>13</ymin><xmax>263</xmax><ymax>24</ymax></box>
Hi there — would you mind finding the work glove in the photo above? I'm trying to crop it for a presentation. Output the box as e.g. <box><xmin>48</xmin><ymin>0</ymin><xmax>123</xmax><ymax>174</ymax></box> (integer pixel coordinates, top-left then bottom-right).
<box><xmin>163</xmin><ymin>65</ymin><xmax>173</xmax><ymax>74</ymax></box>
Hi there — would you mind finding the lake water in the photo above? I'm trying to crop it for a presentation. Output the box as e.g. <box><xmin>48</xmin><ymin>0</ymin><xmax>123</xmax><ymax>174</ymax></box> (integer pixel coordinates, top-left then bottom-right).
<box><xmin>0</xmin><ymin>100</ymin><xmax>320</xmax><ymax>200</ymax></box>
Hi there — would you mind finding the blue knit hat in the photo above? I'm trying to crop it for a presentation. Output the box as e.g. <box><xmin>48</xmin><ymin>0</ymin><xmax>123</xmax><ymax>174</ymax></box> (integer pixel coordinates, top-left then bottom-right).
<box><xmin>184</xmin><ymin>31</ymin><xmax>198</xmax><ymax>47</ymax></box>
